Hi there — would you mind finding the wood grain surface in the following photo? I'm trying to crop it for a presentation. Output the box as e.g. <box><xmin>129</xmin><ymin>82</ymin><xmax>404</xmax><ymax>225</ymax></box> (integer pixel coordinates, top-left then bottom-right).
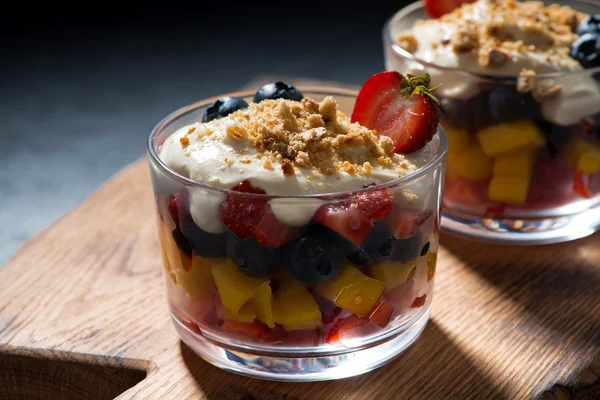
<box><xmin>1</xmin><ymin>77</ymin><xmax>599</xmax><ymax>399</ymax></box>
<box><xmin>0</xmin><ymin>158</ymin><xmax>599</xmax><ymax>400</ymax></box>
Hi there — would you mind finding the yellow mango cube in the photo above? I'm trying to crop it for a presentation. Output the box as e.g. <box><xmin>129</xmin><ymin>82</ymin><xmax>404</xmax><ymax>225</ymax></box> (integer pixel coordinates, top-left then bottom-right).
<box><xmin>316</xmin><ymin>264</ymin><xmax>385</xmax><ymax>317</ymax></box>
<box><xmin>222</xmin><ymin>302</ymin><xmax>257</xmax><ymax>323</ymax></box>
<box><xmin>488</xmin><ymin>175</ymin><xmax>531</xmax><ymax>205</ymax></box>
<box><xmin>176</xmin><ymin>256</ymin><xmax>218</xmax><ymax>301</ymax></box>
<box><xmin>446</xmin><ymin>142</ymin><xmax>493</xmax><ymax>181</ymax></box>
<box><xmin>273</xmin><ymin>276</ymin><xmax>321</xmax><ymax>331</ymax></box>
<box><xmin>564</xmin><ymin>139</ymin><xmax>600</xmax><ymax>174</ymax></box>
<box><xmin>211</xmin><ymin>259</ymin><xmax>265</xmax><ymax>315</ymax></box>
<box><xmin>250</xmin><ymin>282</ymin><xmax>275</xmax><ymax>328</ymax></box>
<box><xmin>477</xmin><ymin>121</ymin><xmax>545</xmax><ymax>156</ymax></box>
<box><xmin>369</xmin><ymin>261</ymin><xmax>416</xmax><ymax>289</ymax></box>
<box><xmin>444</xmin><ymin>126</ymin><xmax>471</xmax><ymax>155</ymax></box>
<box><xmin>493</xmin><ymin>150</ymin><xmax>536</xmax><ymax>177</ymax></box>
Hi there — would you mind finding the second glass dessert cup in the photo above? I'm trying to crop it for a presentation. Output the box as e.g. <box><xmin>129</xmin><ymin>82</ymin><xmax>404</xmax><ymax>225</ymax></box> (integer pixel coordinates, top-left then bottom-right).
<box><xmin>147</xmin><ymin>88</ymin><xmax>447</xmax><ymax>381</ymax></box>
<box><xmin>384</xmin><ymin>0</ymin><xmax>600</xmax><ymax>245</ymax></box>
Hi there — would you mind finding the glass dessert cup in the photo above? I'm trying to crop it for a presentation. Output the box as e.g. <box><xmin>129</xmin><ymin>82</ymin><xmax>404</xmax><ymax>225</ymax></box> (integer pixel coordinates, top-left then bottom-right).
<box><xmin>384</xmin><ymin>0</ymin><xmax>600</xmax><ymax>245</ymax></box>
<box><xmin>147</xmin><ymin>88</ymin><xmax>447</xmax><ymax>381</ymax></box>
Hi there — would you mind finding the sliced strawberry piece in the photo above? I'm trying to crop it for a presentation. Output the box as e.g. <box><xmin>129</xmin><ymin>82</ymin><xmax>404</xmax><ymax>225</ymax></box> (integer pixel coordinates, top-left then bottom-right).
<box><xmin>352</xmin><ymin>187</ymin><xmax>393</xmax><ymax>220</ymax></box>
<box><xmin>220</xmin><ymin>180</ymin><xmax>297</xmax><ymax>247</ymax></box>
<box><xmin>386</xmin><ymin>208</ymin><xmax>432</xmax><ymax>239</ymax></box>
<box><xmin>351</xmin><ymin>71</ymin><xmax>441</xmax><ymax>154</ymax></box>
<box><xmin>368</xmin><ymin>299</ymin><xmax>394</xmax><ymax>328</ymax></box>
<box><xmin>573</xmin><ymin>172</ymin><xmax>592</xmax><ymax>198</ymax></box>
<box><xmin>424</xmin><ymin>0</ymin><xmax>477</xmax><ymax>19</ymax></box>
<box><xmin>411</xmin><ymin>294</ymin><xmax>427</xmax><ymax>308</ymax></box>
<box><xmin>314</xmin><ymin>204</ymin><xmax>374</xmax><ymax>247</ymax></box>
<box><xmin>221</xmin><ymin>319</ymin><xmax>273</xmax><ymax>341</ymax></box>
<box><xmin>168</xmin><ymin>198</ymin><xmax>179</xmax><ymax>226</ymax></box>
<box><xmin>253</xmin><ymin>208</ymin><xmax>300</xmax><ymax>248</ymax></box>
<box><xmin>326</xmin><ymin>314</ymin><xmax>369</xmax><ymax>345</ymax></box>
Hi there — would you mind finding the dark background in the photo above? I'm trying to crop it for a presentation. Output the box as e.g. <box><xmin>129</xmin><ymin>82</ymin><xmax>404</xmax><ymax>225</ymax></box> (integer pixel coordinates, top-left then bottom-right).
<box><xmin>0</xmin><ymin>0</ymin><xmax>411</xmax><ymax>264</ymax></box>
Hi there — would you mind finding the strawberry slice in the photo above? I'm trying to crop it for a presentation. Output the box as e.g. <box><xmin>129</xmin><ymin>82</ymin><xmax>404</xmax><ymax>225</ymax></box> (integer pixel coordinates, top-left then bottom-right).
<box><xmin>314</xmin><ymin>204</ymin><xmax>374</xmax><ymax>247</ymax></box>
<box><xmin>221</xmin><ymin>319</ymin><xmax>273</xmax><ymax>341</ymax></box>
<box><xmin>326</xmin><ymin>314</ymin><xmax>369</xmax><ymax>345</ymax></box>
<box><xmin>220</xmin><ymin>180</ymin><xmax>297</xmax><ymax>247</ymax></box>
<box><xmin>573</xmin><ymin>172</ymin><xmax>592</xmax><ymax>198</ymax></box>
<box><xmin>411</xmin><ymin>294</ymin><xmax>427</xmax><ymax>308</ymax></box>
<box><xmin>424</xmin><ymin>0</ymin><xmax>477</xmax><ymax>19</ymax></box>
<box><xmin>351</xmin><ymin>71</ymin><xmax>441</xmax><ymax>154</ymax></box>
<box><xmin>352</xmin><ymin>186</ymin><xmax>393</xmax><ymax>220</ymax></box>
<box><xmin>386</xmin><ymin>208</ymin><xmax>433</xmax><ymax>239</ymax></box>
<box><xmin>368</xmin><ymin>299</ymin><xmax>394</xmax><ymax>328</ymax></box>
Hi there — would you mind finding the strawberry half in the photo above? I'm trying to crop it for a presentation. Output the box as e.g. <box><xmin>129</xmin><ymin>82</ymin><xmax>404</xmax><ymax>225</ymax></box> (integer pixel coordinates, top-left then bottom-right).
<box><xmin>386</xmin><ymin>208</ymin><xmax>433</xmax><ymax>239</ymax></box>
<box><xmin>351</xmin><ymin>71</ymin><xmax>441</xmax><ymax>154</ymax></box>
<box><xmin>314</xmin><ymin>203</ymin><xmax>374</xmax><ymax>247</ymax></box>
<box><xmin>424</xmin><ymin>0</ymin><xmax>477</xmax><ymax>19</ymax></box>
<box><xmin>220</xmin><ymin>180</ymin><xmax>297</xmax><ymax>247</ymax></box>
<box><xmin>351</xmin><ymin>186</ymin><xmax>393</xmax><ymax>220</ymax></box>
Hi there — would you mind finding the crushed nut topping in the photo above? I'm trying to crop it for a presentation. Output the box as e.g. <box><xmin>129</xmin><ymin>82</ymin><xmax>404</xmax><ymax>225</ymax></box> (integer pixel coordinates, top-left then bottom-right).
<box><xmin>397</xmin><ymin>0</ymin><xmax>587</xmax><ymax>69</ymax></box>
<box><xmin>180</xmin><ymin>136</ymin><xmax>190</xmax><ymax>148</ymax></box>
<box><xmin>200</xmin><ymin>96</ymin><xmax>404</xmax><ymax>177</ymax></box>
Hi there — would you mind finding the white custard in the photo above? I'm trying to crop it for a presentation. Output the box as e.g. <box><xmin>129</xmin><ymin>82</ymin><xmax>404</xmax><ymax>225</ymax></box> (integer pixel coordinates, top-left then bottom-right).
<box><xmin>158</xmin><ymin>97</ymin><xmax>429</xmax><ymax>232</ymax></box>
<box><xmin>393</xmin><ymin>0</ymin><xmax>600</xmax><ymax>125</ymax></box>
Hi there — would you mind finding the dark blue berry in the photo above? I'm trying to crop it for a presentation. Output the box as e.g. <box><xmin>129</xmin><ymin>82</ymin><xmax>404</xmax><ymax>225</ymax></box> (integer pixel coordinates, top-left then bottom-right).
<box><xmin>172</xmin><ymin>227</ymin><xmax>193</xmax><ymax>258</ymax></box>
<box><xmin>441</xmin><ymin>93</ymin><xmax>493</xmax><ymax>132</ymax></box>
<box><xmin>488</xmin><ymin>86</ymin><xmax>541</xmax><ymax>123</ymax></box>
<box><xmin>346</xmin><ymin>222</ymin><xmax>394</xmax><ymax>267</ymax></box>
<box><xmin>180</xmin><ymin>221</ymin><xmax>227</xmax><ymax>258</ymax></box>
<box><xmin>202</xmin><ymin>96</ymin><xmax>249</xmax><ymax>122</ymax></box>
<box><xmin>284</xmin><ymin>225</ymin><xmax>344</xmax><ymax>284</ymax></box>
<box><xmin>570</xmin><ymin>33</ymin><xmax>600</xmax><ymax>69</ymax></box>
<box><xmin>253</xmin><ymin>82</ymin><xmax>304</xmax><ymax>103</ymax></box>
<box><xmin>576</xmin><ymin>15</ymin><xmax>600</xmax><ymax>36</ymax></box>
<box><xmin>420</xmin><ymin>241</ymin><xmax>430</xmax><ymax>257</ymax></box>
<box><xmin>227</xmin><ymin>232</ymin><xmax>281</xmax><ymax>277</ymax></box>
<box><xmin>390</xmin><ymin>231</ymin><xmax>423</xmax><ymax>263</ymax></box>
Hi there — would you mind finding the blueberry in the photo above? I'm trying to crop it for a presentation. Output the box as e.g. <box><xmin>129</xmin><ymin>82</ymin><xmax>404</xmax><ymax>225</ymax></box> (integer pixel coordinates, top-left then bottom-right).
<box><xmin>202</xmin><ymin>96</ymin><xmax>249</xmax><ymax>122</ymax></box>
<box><xmin>180</xmin><ymin>221</ymin><xmax>227</xmax><ymax>258</ymax></box>
<box><xmin>576</xmin><ymin>14</ymin><xmax>600</xmax><ymax>36</ymax></box>
<box><xmin>441</xmin><ymin>93</ymin><xmax>493</xmax><ymax>132</ymax></box>
<box><xmin>284</xmin><ymin>225</ymin><xmax>344</xmax><ymax>285</ymax></box>
<box><xmin>346</xmin><ymin>222</ymin><xmax>394</xmax><ymax>267</ymax></box>
<box><xmin>535</xmin><ymin>118</ymin><xmax>571</xmax><ymax>158</ymax></box>
<box><xmin>570</xmin><ymin>33</ymin><xmax>600</xmax><ymax>69</ymax></box>
<box><xmin>253</xmin><ymin>82</ymin><xmax>304</xmax><ymax>103</ymax></box>
<box><xmin>172</xmin><ymin>227</ymin><xmax>193</xmax><ymax>258</ymax></box>
<box><xmin>390</xmin><ymin>231</ymin><xmax>423</xmax><ymax>263</ymax></box>
<box><xmin>488</xmin><ymin>86</ymin><xmax>541</xmax><ymax>123</ymax></box>
<box><xmin>227</xmin><ymin>232</ymin><xmax>281</xmax><ymax>277</ymax></box>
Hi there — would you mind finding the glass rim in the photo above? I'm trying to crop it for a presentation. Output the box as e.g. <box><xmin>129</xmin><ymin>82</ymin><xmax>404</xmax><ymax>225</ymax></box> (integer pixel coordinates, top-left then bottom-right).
<box><xmin>147</xmin><ymin>86</ymin><xmax>448</xmax><ymax>199</ymax></box>
<box><xmin>382</xmin><ymin>0</ymin><xmax>600</xmax><ymax>82</ymax></box>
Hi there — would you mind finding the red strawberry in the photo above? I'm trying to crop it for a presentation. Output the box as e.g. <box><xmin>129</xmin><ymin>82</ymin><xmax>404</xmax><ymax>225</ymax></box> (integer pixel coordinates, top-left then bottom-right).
<box><xmin>351</xmin><ymin>71</ymin><xmax>441</xmax><ymax>154</ymax></box>
<box><xmin>573</xmin><ymin>172</ymin><xmax>592</xmax><ymax>199</ymax></box>
<box><xmin>368</xmin><ymin>299</ymin><xmax>394</xmax><ymax>328</ymax></box>
<box><xmin>352</xmin><ymin>187</ymin><xmax>393</xmax><ymax>220</ymax></box>
<box><xmin>168</xmin><ymin>198</ymin><xmax>179</xmax><ymax>226</ymax></box>
<box><xmin>424</xmin><ymin>0</ymin><xmax>477</xmax><ymax>19</ymax></box>
<box><xmin>314</xmin><ymin>204</ymin><xmax>374</xmax><ymax>247</ymax></box>
<box><xmin>221</xmin><ymin>320</ymin><xmax>273</xmax><ymax>341</ymax></box>
<box><xmin>220</xmin><ymin>180</ymin><xmax>297</xmax><ymax>247</ymax></box>
<box><xmin>326</xmin><ymin>314</ymin><xmax>369</xmax><ymax>345</ymax></box>
<box><xmin>386</xmin><ymin>208</ymin><xmax>433</xmax><ymax>239</ymax></box>
<box><xmin>411</xmin><ymin>294</ymin><xmax>427</xmax><ymax>308</ymax></box>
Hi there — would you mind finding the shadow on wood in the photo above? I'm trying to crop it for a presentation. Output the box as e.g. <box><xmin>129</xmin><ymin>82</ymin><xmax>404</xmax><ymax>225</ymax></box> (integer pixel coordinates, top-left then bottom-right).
<box><xmin>179</xmin><ymin>321</ymin><xmax>507</xmax><ymax>400</ymax></box>
<box><xmin>0</xmin><ymin>346</ymin><xmax>149</xmax><ymax>400</ymax></box>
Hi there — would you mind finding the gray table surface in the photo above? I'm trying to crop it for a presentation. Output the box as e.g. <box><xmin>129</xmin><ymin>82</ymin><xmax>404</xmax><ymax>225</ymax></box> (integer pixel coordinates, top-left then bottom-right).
<box><xmin>0</xmin><ymin>7</ymin><xmax>399</xmax><ymax>265</ymax></box>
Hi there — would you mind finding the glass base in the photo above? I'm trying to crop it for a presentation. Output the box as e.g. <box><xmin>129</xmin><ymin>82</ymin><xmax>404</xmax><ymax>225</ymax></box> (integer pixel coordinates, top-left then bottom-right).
<box><xmin>171</xmin><ymin>306</ymin><xmax>431</xmax><ymax>382</ymax></box>
<box><xmin>441</xmin><ymin>203</ymin><xmax>600</xmax><ymax>245</ymax></box>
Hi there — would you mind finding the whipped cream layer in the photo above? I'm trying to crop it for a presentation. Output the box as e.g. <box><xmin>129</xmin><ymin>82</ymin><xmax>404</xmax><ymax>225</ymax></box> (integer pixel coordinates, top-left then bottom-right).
<box><xmin>393</xmin><ymin>0</ymin><xmax>600</xmax><ymax>125</ymax></box>
<box><xmin>158</xmin><ymin>97</ymin><xmax>428</xmax><ymax>233</ymax></box>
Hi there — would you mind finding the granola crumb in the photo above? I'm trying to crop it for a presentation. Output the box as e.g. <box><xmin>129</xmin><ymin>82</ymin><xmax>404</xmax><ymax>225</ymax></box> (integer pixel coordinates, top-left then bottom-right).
<box><xmin>318</xmin><ymin>96</ymin><xmax>337</xmax><ymax>122</ymax></box>
<box><xmin>240</xmin><ymin>159</ymin><xmax>251</xmax><ymax>164</ymax></box>
<box><xmin>362</xmin><ymin>162</ymin><xmax>373</xmax><ymax>176</ymax></box>
<box><xmin>187</xmin><ymin>127</ymin><xmax>197</xmax><ymax>135</ymax></box>
<box><xmin>180</xmin><ymin>136</ymin><xmax>190</xmax><ymax>148</ymax></box>
<box><xmin>263</xmin><ymin>159</ymin><xmax>273</xmax><ymax>170</ymax></box>
<box><xmin>517</xmin><ymin>68</ymin><xmax>536</xmax><ymax>93</ymax></box>
<box><xmin>281</xmin><ymin>159</ymin><xmax>295</xmax><ymax>176</ymax></box>
<box><xmin>396</xmin><ymin>32</ymin><xmax>418</xmax><ymax>53</ymax></box>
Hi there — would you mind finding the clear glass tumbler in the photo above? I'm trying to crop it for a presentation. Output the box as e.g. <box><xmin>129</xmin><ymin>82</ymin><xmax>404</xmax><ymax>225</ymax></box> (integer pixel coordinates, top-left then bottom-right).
<box><xmin>147</xmin><ymin>88</ymin><xmax>447</xmax><ymax>381</ymax></box>
<box><xmin>384</xmin><ymin>0</ymin><xmax>600</xmax><ymax>245</ymax></box>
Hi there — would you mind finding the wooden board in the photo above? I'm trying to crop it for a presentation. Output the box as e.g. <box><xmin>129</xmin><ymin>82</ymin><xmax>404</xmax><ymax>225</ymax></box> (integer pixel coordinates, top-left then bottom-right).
<box><xmin>1</xmin><ymin>81</ymin><xmax>600</xmax><ymax>399</ymax></box>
